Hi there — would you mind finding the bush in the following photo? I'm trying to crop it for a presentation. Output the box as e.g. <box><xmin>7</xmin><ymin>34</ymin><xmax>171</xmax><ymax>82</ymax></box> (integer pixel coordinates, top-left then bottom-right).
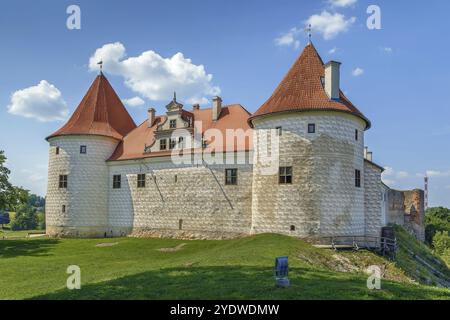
<box><xmin>432</xmin><ymin>231</ymin><xmax>450</xmax><ymax>256</ymax></box>
<box><xmin>37</xmin><ymin>211</ymin><xmax>46</xmax><ymax>230</ymax></box>
<box><xmin>10</xmin><ymin>205</ymin><xmax>38</xmax><ymax>231</ymax></box>
<box><xmin>425</xmin><ymin>207</ymin><xmax>450</xmax><ymax>245</ymax></box>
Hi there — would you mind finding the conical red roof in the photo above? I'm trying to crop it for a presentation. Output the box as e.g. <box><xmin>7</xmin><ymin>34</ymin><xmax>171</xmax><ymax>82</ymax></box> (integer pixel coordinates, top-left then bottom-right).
<box><xmin>249</xmin><ymin>43</ymin><xmax>370</xmax><ymax>129</ymax></box>
<box><xmin>47</xmin><ymin>74</ymin><xmax>137</xmax><ymax>141</ymax></box>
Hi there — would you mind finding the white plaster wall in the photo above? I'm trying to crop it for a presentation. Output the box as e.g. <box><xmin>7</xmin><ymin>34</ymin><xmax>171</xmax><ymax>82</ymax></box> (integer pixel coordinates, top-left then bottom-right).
<box><xmin>364</xmin><ymin>161</ymin><xmax>383</xmax><ymax>237</ymax></box>
<box><xmin>251</xmin><ymin>111</ymin><xmax>366</xmax><ymax>237</ymax></box>
<box><xmin>46</xmin><ymin>135</ymin><xmax>118</xmax><ymax>237</ymax></box>
<box><xmin>107</xmin><ymin>152</ymin><xmax>253</xmax><ymax>237</ymax></box>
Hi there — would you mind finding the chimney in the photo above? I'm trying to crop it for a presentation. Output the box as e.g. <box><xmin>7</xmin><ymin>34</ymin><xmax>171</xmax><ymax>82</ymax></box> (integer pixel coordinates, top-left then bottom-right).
<box><xmin>212</xmin><ymin>96</ymin><xmax>222</xmax><ymax>121</ymax></box>
<box><xmin>324</xmin><ymin>61</ymin><xmax>341</xmax><ymax>100</ymax></box>
<box><xmin>147</xmin><ymin>108</ymin><xmax>155</xmax><ymax>127</ymax></box>
<box><xmin>364</xmin><ymin>147</ymin><xmax>373</xmax><ymax>162</ymax></box>
<box><xmin>193</xmin><ymin>104</ymin><xmax>200</xmax><ymax>111</ymax></box>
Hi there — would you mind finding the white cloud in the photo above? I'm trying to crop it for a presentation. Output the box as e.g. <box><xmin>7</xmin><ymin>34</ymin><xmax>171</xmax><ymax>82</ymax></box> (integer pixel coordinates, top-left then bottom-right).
<box><xmin>7</xmin><ymin>80</ymin><xmax>68</xmax><ymax>122</ymax></box>
<box><xmin>383</xmin><ymin>47</ymin><xmax>393</xmax><ymax>53</ymax></box>
<box><xmin>397</xmin><ymin>171</ymin><xmax>409</xmax><ymax>179</ymax></box>
<box><xmin>382</xmin><ymin>167</ymin><xmax>410</xmax><ymax>184</ymax></box>
<box><xmin>122</xmin><ymin>96</ymin><xmax>145</xmax><ymax>107</ymax></box>
<box><xmin>89</xmin><ymin>42</ymin><xmax>220</xmax><ymax>104</ymax></box>
<box><xmin>328</xmin><ymin>0</ymin><xmax>358</xmax><ymax>8</ymax></box>
<box><xmin>328</xmin><ymin>47</ymin><xmax>338</xmax><ymax>54</ymax></box>
<box><xmin>306</xmin><ymin>11</ymin><xmax>356</xmax><ymax>40</ymax></box>
<box><xmin>425</xmin><ymin>170</ymin><xmax>450</xmax><ymax>178</ymax></box>
<box><xmin>275</xmin><ymin>28</ymin><xmax>301</xmax><ymax>49</ymax></box>
<box><xmin>352</xmin><ymin>67</ymin><xmax>364</xmax><ymax>77</ymax></box>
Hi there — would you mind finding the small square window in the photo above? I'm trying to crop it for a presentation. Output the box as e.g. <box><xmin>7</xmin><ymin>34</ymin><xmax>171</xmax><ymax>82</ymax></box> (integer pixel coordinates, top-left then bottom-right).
<box><xmin>137</xmin><ymin>174</ymin><xmax>146</xmax><ymax>188</ymax></box>
<box><xmin>355</xmin><ymin>129</ymin><xmax>359</xmax><ymax>141</ymax></box>
<box><xmin>355</xmin><ymin>169</ymin><xmax>361</xmax><ymax>188</ymax></box>
<box><xmin>225</xmin><ymin>169</ymin><xmax>238</xmax><ymax>185</ymax></box>
<box><xmin>169</xmin><ymin>139</ymin><xmax>176</xmax><ymax>150</ymax></box>
<box><xmin>80</xmin><ymin>145</ymin><xmax>87</xmax><ymax>154</ymax></box>
<box><xmin>290</xmin><ymin>225</ymin><xmax>296</xmax><ymax>231</ymax></box>
<box><xmin>170</xmin><ymin>120</ymin><xmax>177</xmax><ymax>129</ymax></box>
<box><xmin>59</xmin><ymin>175</ymin><xmax>68</xmax><ymax>189</ymax></box>
<box><xmin>276</xmin><ymin>127</ymin><xmax>282</xmax><ymax>136</ymax></box>
<box><xmin>279</xmin><ymin>167</ymin><xmax>293</xmax><ymax>184</ymax></box>
<box><xmin>160</xmin><ymin>139</ymin><xmax>167</xmax><ymax>150</ymax></box>
<box><xmin>113</xmin><ymin>175</ymin><xmax>121</xmax><ymax>189</ymax></box>
<box><xmin>56</xmin><ymin>147</ymin><xmax>60</xmax><ymax>155</ymax></box>
<box><xmin>308</xmin><ymin>124</ymin><xmax>316</xmax><ymax>134</ymax></box>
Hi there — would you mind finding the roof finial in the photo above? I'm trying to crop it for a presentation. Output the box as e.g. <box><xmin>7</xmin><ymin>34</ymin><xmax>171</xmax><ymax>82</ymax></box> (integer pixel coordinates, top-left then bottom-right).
<box><xmin>305</xmin><ymin>24</ymin><xmax>312</xmax><ymax>44</ymax></box>
<box><xmin>97</xmin><ymin>60</ymin><xmax>103</xmax><ymax>75</ymax></box>
<box><xmin>173</xmin><ymin>91</ymin><xmax>177</xmax><ymax>102</ymax></box>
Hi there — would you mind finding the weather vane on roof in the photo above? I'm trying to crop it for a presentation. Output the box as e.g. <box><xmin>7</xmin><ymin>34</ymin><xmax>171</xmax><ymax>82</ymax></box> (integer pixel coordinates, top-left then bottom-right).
<box><xmin>305</xmin><ymin>24</ymin><xmax>312</xmax><ymax>44</ymax></box>
<box><xmin>97</xmin><ymin>60</ymin><xmax>103</xmax><ymax>75</ymax></box>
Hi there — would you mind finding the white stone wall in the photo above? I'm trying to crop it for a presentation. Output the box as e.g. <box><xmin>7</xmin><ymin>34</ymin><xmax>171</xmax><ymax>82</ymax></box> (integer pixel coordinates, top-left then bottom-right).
<box><xmin>364</xmin><ymin>161</ymin><xmax>383</xmax><ymax>237</ymax></box>
<box><xmin>46</xmin><ymin>135</ymin><xmax>119</xmax><ymax>237</ymax></box>
<box><xmin>107</xmin><ymin>152</ymin><xmax>253</xmax><ymax>237</ymax></box>
<box><xmin>251</xmin><ymin>111</ymin><xmax>366</xmax><ymax>238</ymax></box>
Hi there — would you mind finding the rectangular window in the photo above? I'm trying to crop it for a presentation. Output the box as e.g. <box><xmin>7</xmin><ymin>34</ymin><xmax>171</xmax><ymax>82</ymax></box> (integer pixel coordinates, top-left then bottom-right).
<box><xmin>62</xmin><ymin>205</ymin><xmax>66</xmax><ymax>213</ymax></box>
<box><xmin>225</xmin><ymin>169</ymin><xmax>238</xmax><ymax>185</ymax></box>
<box><xmin>56</xmin><ymin>147</ymin><xmax>60</xmax><ymax>155</ymax></box>
<box><xmin>308</xmin><ymin>124</ymin><xmax>316</xmax><ymax>134</ymax></box>
<box><xmin>169</xmin><ymin>139</ymin><xmax>176</xmax><ymax>150</ymax></box>
<box><xmin>80</xmin><ymin>145</ymin><xmax>87</xmax><ymax>154</ymax></box>
<box><xmin>178</xmin><ymin>137</ymin><xmax>184</xmax><ymax>148</ymax></box>
<box><xmin>137</xmin><ymin>174</ymin><xmax>146</xmax><ymax>188</ymax></box>
<box><xmin>276</xmin><ymin>126</ymin><xmax>282</xmax><ymax>136</ymax></box>
<box><xmin>59</xmin><ymin>175</ymin><xmax>68</xmax><ymax>189</ymax></box>
<box><xmin>170</xmin><ymin>119</ymin><xmax>177</xmax><ymax>129</ymax></box>
<box><xmin>355</xmin><ymin>129</ymin><xmax>359</xmax><ymax>141</ymax></box>
<box><xmin>355</xmin><ymin>169</ymin><xmax>361</xmax><ymax>188</ymax></box>
<box><xmin>160</xmin><ymin>139</ymin><xmax>167</xmax><ymax>150</ymax></box>
<box><xmin>279</xmin><ymin>167</ymin><xmax>293</xmax><ymax>184</ymax></box>
<box><xmin>113</xmin><ymin>175</ymin><xmax>121</xmax><ymax>189</ymax></box>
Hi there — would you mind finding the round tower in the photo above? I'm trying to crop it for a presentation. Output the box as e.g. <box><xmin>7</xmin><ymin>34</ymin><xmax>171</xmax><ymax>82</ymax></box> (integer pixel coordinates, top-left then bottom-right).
<box><xmin>249</xmin><ymin>43</ymin><xmax>371</xmax><ymax>238</ymax></box>
<box><xmin>45</xmin><ymin>74</ymin><xmax>136</xmax><ymax>237</ymax></box>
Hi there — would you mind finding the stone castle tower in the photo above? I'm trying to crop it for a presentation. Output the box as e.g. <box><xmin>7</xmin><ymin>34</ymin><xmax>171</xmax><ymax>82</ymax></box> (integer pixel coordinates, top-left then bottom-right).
<box><xmin>45</xmin><ymin>74</ymin><xmax>136</xmax><ymax>237</ymax></box>
<box><xmin>249</xmin><ymin>43</ymin><xmax>371</xmax><ymax>238</ymax></box>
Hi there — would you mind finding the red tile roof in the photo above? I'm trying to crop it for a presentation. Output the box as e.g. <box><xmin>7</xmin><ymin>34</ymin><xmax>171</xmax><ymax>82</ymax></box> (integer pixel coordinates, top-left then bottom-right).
<box><xmin>108</xmin><ymin>104</ymin><xmax>252</xmax><ymax>161</ymax></box>
<box><xmin>249</xmin><ymin>43</ymin><xmax>370</xmax><ymax>129</ymax></box>
<box><xmin>46</xmin><ymin>74</ymin><xmax>136</xmax><ymax>141</ymax></box>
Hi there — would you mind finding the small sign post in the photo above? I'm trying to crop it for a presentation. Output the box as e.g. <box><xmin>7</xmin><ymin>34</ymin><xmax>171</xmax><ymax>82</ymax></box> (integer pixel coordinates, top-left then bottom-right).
<box><xmin>274</xmin><ymin>256</ymin><xmax>290</xmax><ymax>288</ymax></box>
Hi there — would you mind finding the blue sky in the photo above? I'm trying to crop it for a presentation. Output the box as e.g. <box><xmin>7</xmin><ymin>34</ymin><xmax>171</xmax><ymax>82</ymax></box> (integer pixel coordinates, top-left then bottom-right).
<box><xmin>0</xmin><ymin>0</ymin><xmax>449</xmax><ymax>207</ymax></box>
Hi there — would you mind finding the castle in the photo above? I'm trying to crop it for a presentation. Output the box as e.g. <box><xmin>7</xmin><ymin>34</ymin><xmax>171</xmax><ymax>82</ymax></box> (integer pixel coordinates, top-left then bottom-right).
<box><xmin>45</xmin><ymin>43</ymin><xmax>425</xmax><ymax>241</ymax></box>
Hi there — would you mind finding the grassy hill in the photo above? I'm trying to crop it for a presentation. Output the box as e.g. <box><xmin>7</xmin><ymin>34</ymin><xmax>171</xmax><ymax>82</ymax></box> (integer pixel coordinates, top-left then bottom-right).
<box><xmin>393</xmin><ymin>225</ymin><xmax>450</xmax><ymax>287</ymax></box>
<box><xmin>0</xmin><ymin>233</ymin><xmax>449</xmax><ymax>300</ymax></box>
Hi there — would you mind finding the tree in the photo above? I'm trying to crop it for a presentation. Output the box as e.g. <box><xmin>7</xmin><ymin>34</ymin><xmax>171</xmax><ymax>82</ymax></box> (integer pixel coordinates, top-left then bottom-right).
<box><xmin>432</xmin><ymin>231</ymin><xmax>450</xmax><ymax>262</ymax></box>
<box><xmin>425</xmin><ymin>207</ymin><xmax>450</xmax><ymax>245</ymax></box>
<box><xmin>10</xmin><ymin>204</ymin><xmax>38</xmax><ymax>231</ymax></box>
<box><xmin>0</xmin><ymin>151</ymin><xmax>12</xmax><ymax>210</ymax></box>
<box><xmin>0</xmin><ymin>211</ymin><xmax>10</xmax><ymax>227</ymax></box>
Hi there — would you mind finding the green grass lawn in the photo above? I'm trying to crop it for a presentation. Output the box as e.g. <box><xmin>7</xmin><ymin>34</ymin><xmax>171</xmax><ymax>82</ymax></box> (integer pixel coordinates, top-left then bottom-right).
<box><xmin>0</xmin><ymin>234</ymin><xmax>449</xmax><ymax>300</ymax></box>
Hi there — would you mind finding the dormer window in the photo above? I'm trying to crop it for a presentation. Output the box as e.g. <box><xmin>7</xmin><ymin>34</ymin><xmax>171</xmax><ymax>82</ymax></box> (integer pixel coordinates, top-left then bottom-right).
<box><xmin>170</xmin><ymin>120</ymin><xmax>177</xmax><ymax>129</ymax></box>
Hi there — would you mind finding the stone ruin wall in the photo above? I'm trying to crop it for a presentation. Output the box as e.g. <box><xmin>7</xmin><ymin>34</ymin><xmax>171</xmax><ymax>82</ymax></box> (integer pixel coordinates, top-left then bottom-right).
<box><xmin>387</xmin><ymin>189</ymin><xmax>425</xmax><ymax>241</ymax></box>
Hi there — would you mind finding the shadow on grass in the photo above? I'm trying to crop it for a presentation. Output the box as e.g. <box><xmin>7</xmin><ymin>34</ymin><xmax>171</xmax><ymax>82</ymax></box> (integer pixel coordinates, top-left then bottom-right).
<box><xmin>0</xmin><ymin>239</ymin><xmax>60</xmax><ymax>259</ymax></box>
<box><xmin>30</xmin><ymin>265</ymin><xmax>450</xmax><ymax>300</ymax></box>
